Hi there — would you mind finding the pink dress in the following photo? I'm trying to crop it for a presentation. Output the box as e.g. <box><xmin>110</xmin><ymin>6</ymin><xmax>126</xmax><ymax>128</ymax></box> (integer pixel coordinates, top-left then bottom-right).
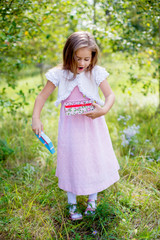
<box><xmin>56</xmin><ymin>86</ymin><xmax>120</xmax><ymax>195</ymax></box>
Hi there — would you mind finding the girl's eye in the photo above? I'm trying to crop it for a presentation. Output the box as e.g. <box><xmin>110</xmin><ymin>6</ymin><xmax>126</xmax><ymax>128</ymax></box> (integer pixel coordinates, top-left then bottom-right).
<box><xmin>77</xmin><ymin>58</ymin><xmax>90</xmax><ymax>61</ymax></box>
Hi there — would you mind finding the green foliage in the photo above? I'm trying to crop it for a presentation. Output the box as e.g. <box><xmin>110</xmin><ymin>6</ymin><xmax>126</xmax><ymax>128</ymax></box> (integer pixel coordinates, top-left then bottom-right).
<box><xmin>0</xmin><ymin>77</ymin><xmax>43</xmax><ymax>116</ymax></box>
<box><xmin>1</xmin><ymin>0</ymin><xmax>159</xmax><ymax>79</ymax></box>
<box><xmin>0</xmin><ymin>0</ymin><xmax>90</xmax><ymax>83</ymax></box>
<box><xmin>93</xmin><ymin>0</ymin><xmax>159</xmax><ymax>53</ymax></box>
<box><xmin>0</xmin><ymin>0</ymin><xmax>39</xmax><ymax>82</ymax></box>
<box><xmin>0</xmin><ymin>139</ymin><xmax>14</xmax><ymax>161</ymax></box>
<box><xmin>1</xmin><ymin>0</ymin><xmax>159</xmax><ymax>110</ymax></box>
<box><xmin>0</xmin><ymin>87</ymin><xmax>29</xmax><ymax>115</ymax></box>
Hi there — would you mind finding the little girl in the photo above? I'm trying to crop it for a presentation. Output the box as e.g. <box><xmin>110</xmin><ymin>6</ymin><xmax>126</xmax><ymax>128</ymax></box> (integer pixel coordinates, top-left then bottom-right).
<box><xmin>32</xmin><ymin>31</ymin><xmax>120</xmax><ymax>220</ymax></box>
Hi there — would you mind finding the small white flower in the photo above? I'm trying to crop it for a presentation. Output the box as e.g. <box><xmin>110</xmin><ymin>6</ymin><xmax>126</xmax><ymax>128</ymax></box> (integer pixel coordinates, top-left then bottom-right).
<box><xmin>123</xmin><ymin>124</ymin><xmax>140</xmax><ymax>138</ymax></box>
<box><xmin>148</xmin><ymin>158</ymin><xmax>154</xmax><ymax>162</ymax></box>
<box><xmin>150</xmin><ymin>148</ymin><xmax>155</xmax><ymax>152</ymax></box>
<box><xmin>121</xmin><ymin>124</ymin><xmax>140</xmax><ymax>147</ymax></box>
<box><xmin>134</xmin><ymin>229</ymin><xmax>138</xmax><ymax>234</ymax></box>
<box><xmin>117</xmin><ymin>115</ymin><xmax>125</xmax><ymax>121</ymax></box>
<box><xmin>157</xmin><ymin>157</ymin><xmax>160</xmax><ymax>162</ymax></box>
<box><xmin>30</xmin><ymin>166</ymin><xmax>35</xmax><ymax>172</ymax></box>
<box><xmin>126</xmin><ymin>115</ymin><xmax>131</xmax><ymax>121</ymax></box>
<box><xmin>92</xmin><ymin>230</ymin><xmax>98</xmax><ymax>235</ymax></box>
<box><xmin>121</xmin><ymin>134</ymin><xmax>130</xmax><ymax>146</ymax></box>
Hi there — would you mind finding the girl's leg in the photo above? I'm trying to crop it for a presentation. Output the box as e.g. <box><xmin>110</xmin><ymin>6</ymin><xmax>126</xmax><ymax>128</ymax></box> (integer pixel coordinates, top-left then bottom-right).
<box><xmin>67</xmin><ymin>192</ymin><xmax>77</xmax><ymax>212</ymax></box>
<box><xmin>67</xmin><ymin>192</ymin><xmax>77</xmax><ymax>204</ymax></box>
<box><xmin>85</xmin><ymin>192</ymin><xmax>97</xmax><ymax>215</ymax></box>
<box><xmin>88</xmin><ymin>193</ymin><xmax>97</xmax><ymax>208</ymax></box>
<box><xmin>67</xmin><ymin>192</ymin><xmax>83</xmax><ymax>220</ymax></box>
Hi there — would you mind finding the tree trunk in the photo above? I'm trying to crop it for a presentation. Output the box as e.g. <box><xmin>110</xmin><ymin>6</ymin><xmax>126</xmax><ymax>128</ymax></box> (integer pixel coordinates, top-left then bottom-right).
<box><xmin>156</xmin><ymin>19</ymin><xmax>160</xmax><ymax>115</ymax></box>
<box><xmin>93</xmin><ymin>0</ymin><xmax>96</xmax><ymax>25</ymax></box>
<box><xmin>40</xmin><ymin>64</ymin><xmax>45</xmax><ymax>86</ymax></box>
<box><xmin>157</xmin><ymin>60</ymin><xmax>160</xmax><ymax>114</ymax></box>
<box><xmin>158</xmin><ymin>19</ymin><xmax>160</xmax><ymax>112</ymax></box>
<box><xmin>93</xmin><ymin>0</ymin><xmax>100</xmax><ymax>47</ymax></box>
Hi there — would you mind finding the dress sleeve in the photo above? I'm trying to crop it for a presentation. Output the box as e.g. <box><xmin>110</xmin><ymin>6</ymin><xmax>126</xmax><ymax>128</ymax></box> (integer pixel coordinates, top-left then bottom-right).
<box><xmin>94</xmin><ymin>65</ymin><xmax>110</xmax><ymax>86</ymax></box>
<box><xmin>45</xmin><ymin>68</ymin><xmax>60</xmax><ymax>87</ymax></box>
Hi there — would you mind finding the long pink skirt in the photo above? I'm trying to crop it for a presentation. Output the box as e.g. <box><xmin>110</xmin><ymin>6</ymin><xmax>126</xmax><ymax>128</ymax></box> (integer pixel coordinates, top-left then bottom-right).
<box><xmin>56</xmin><ymin>86</ymin><xmax>120</xmax><ymax>195</ymax></box>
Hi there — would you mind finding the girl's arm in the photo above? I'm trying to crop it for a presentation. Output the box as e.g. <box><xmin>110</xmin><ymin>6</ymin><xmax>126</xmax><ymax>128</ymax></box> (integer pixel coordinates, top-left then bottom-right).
<box><xmin>32</xmin><ymin>80</ymin><xmax>56</xmax><ymax>136</ymax></box>
<box><xmin>85</xmin><ymin>79</ymin><xmax>115</xmax><ymax>119</ymax></box>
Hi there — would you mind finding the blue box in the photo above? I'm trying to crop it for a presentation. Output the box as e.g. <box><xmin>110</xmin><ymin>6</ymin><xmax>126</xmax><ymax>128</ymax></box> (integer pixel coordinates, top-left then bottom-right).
<box><xmin>35</xmin><ymin>131</ymin><xmax>55</xmax><ymax>154</ymax></box>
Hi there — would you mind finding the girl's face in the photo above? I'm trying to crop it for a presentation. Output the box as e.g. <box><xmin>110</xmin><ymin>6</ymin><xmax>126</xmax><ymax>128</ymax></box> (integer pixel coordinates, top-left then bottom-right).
<box><xmin>75</xmin><ymin>47</ymin><xmax>92</xmax><ymax>74</ymax></box>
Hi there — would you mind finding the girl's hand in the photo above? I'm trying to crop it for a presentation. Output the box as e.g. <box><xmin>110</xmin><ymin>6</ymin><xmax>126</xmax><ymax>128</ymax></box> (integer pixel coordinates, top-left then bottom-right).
<box><xmin>84</xmin><ymin>102</ymin><xmax>105</xmax><ymax>119</ymax></box>
<box><xmin>32</xmin><ymin>118</ymin><xmax>44</xmax><ymax>137</ymax></box>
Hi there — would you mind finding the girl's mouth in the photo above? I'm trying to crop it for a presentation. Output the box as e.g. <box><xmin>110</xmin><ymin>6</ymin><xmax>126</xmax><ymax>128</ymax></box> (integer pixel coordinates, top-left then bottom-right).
<box><xmin>78</xmin><ymin>67</ymin><xmax>84</xmax><ymax>71</ymax></box>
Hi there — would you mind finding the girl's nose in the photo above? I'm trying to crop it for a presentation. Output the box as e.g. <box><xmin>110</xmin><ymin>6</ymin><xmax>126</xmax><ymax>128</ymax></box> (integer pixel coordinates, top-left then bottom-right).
<box><xmin>79</xmin><ymin>59</ymin><xmax>84</xmax><ymax>65</ymax></box>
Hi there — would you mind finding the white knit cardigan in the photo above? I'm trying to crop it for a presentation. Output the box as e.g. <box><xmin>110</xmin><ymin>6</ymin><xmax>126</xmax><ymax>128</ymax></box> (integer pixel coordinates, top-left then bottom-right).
<box><xmin>45</xmin><ymin>65</ymin><xmax>109</xmax><ymax>107</ymax></box>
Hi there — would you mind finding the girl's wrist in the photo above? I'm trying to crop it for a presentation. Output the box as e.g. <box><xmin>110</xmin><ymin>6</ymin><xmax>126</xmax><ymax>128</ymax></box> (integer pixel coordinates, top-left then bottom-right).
<box><xmin>101</xmin><ymin>107</ymin><xmax>108</xmax><ymax>116</ymax></box>
<box><xmin>32</xmin><ymin>116</ymin><xmax>40</xmax><ymax>120</ymax></box>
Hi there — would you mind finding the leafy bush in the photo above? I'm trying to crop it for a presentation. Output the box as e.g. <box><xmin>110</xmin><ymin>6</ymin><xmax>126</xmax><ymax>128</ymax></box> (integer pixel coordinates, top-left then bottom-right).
<box><xmin>0</xmin><ymin>139</ymin><xmax>14</xmax><ymax>161</ymax></box>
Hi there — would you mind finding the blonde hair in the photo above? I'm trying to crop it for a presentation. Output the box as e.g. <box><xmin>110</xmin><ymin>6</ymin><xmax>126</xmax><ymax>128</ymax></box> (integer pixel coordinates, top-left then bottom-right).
<box><xmin>63</xmin><ymin>31</ymin><xmax>99</xmax><ymax>77</ymax></box>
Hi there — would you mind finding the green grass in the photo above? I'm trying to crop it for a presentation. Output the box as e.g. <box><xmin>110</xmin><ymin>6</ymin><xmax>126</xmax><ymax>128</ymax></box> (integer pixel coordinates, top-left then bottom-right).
<box><xmin>0</xmin><ymin>53</ymin><xmax>160</xmax><ymax>239</ymax></box>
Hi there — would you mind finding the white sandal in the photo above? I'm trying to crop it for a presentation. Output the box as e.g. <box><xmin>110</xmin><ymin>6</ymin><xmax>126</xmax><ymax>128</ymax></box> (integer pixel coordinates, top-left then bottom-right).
<box><xmin>85</xmin><ymin>199</ymin><xmax>96</xmax><ymax>215</ymax></box>
<box><xmin>69</xmin><ymin>204</ymin><xmax>83</xmax><ymax>221</ymax></box>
